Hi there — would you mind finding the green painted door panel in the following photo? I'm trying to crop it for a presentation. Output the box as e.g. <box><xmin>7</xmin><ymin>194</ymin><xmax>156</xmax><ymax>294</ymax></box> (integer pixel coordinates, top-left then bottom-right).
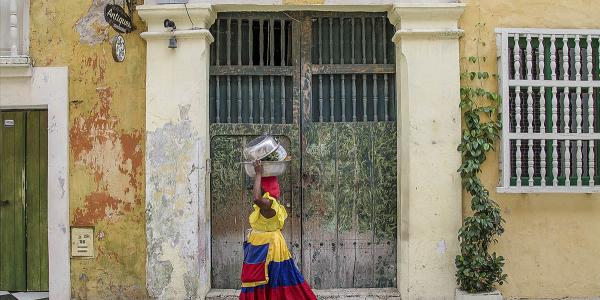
<box><xmin>0</xmin><ymin>111</ymin><xmax>27</xmax><ymax>291</ymax></box>
<box><xmin>25</xmin><ymin>111</ymin><xmax>49</xmax><ymax>291</ymax></box>
<box><xmin>0</xmin><ymin>110</ymin><xmax>49</xmax><ymax>291</ymax></box>
<box><xmin>301</xmin><ymin>122</ymin><xmax>397</xmax><ymax>289</ymax></box>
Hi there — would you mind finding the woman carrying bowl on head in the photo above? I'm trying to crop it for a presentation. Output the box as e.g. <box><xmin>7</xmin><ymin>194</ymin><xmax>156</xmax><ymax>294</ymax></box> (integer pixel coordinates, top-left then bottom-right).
<box><xmin>239</xmin><ymin>136</ymin><xmax>316</xmax><ymax>300</ymax></box>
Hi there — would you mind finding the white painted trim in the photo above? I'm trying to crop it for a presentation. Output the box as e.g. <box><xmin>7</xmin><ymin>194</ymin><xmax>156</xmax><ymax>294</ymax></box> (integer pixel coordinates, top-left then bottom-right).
<box><xmin>0</xmin><ymin>67</ymin><xmax>70</xmax><ymax>300</ymax></box>
<box><xmin>497</xmin><ymin>186</ymin><xmax>600</xmax><ymax>193</ymax></box>
<box><xmin>392</xmin><ymin>28</ymin><xmax>463</xmax><ymax>40</ymax></box>
<box><xmin>212</xmin><ymin>4</ymin><xmax>392</xmax><ymax>12</ymax></box>
<box><xmin>507</xmin><ymin>133</ymin><xmax>600</xmax><ymax>140</ymax></box>
<box><xmin>496</xmin><ymin>28</ymin><xmax>600</xmax><ymax>35</ymax></box>
<box><xmin>140</xmin><ymin>29</ymin><xmax>214</xmax><ymax>41</ymax></box>
<box><xmin>510</xmin><ymin>79</ymin><xmax>600</xmax><ymax>88</ymax></box>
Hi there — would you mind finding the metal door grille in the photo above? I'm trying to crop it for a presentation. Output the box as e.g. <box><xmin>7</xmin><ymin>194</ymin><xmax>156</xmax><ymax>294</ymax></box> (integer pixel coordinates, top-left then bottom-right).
<box><xmin>210</xmin><ymin>14</ymin><xmax>294</xmax><ymax>124</ymax></box>
<box><xmin>310</xmin><ymin>14</ymin><xmax>396</xmax><ymax>122</ymax></box>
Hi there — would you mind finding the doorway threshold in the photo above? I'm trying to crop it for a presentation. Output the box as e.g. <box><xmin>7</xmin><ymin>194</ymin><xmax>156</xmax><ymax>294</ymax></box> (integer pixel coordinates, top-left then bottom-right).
<box><xmin>0</xmin><ymin>291</ymin><xmax>49</xmax><ymax>300</ymax></box>
<box><xmin>206</xmin><ymin>288</ymin><xmax>401</xmax><ymax>300</ymax></box>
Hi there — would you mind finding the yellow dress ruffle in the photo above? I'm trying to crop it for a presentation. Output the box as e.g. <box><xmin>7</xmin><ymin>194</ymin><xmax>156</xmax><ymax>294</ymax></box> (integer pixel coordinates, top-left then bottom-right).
<box><xmin>248</xmin><ymin>192</ymin><xmax>288</xmax><ymax>232</ymax></box>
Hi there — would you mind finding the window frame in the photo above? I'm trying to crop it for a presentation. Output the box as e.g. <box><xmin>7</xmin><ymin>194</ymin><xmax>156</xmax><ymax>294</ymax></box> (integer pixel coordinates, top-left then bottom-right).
<box><xmin>496</xmin><ymin>28</ymin><xmax>600</xmax><ymax>193</ymax></box>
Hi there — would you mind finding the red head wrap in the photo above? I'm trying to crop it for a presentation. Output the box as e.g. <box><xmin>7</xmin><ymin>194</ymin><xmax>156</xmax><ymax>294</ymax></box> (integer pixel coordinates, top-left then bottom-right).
<box><xmin>260</xmin><ymin>176</ymin><xmax>280</xmax><ymax>198</ymax></box>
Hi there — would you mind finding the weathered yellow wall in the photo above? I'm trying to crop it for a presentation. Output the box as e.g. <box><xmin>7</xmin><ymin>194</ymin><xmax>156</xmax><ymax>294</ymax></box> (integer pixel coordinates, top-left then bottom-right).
<box><xmin>29</xmin><ymin>0</ymin><xmax>147</xmax><ymax>298</ymax></box>
<box><xmin>459</xmin><ymin>0</ymin><xmax>600</xmax><ymax>298</ymax></box>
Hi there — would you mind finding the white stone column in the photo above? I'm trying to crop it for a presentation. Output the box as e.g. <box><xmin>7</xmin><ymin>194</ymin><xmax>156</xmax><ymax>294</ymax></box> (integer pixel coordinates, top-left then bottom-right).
<box><xmin>138</xmin><ymin>4</ymin><xmax>215</xmax><ymax>299</ymax></box>
<box><xmin>388</xmin><ymin>3</ymin><xmax>465</xmax><ymax>300</ymax></box>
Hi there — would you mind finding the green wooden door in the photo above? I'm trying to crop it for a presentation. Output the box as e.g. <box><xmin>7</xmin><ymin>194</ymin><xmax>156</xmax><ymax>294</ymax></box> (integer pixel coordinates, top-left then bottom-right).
<box><xmin>208</xmin><ymin>12</ymin><xmax>397</xmax><ymax>289</ymax></box>
<box><xmin>0</xmin><ymin>110</ymin><xmax>48</xmax><ymax>291</ymax></box>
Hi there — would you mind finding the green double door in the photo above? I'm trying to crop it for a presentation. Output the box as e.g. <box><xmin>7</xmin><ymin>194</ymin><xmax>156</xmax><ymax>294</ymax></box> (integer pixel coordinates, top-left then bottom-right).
<box><xmin>0</xmin><ymin>111</ymin><xmax>48</xmax><ymax>291</ymax></box>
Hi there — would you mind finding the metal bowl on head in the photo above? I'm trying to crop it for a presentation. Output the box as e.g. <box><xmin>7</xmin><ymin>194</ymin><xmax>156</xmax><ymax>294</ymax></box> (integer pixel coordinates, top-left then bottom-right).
<box><xmin>243</xmin><ymin>160</ymin><xmax>290</xmax><ymax>177</ymax></box>
<box><xmin>243</xmin><ymin>135</ymin><xmax>280</xmax><ymax>161</ymax></box>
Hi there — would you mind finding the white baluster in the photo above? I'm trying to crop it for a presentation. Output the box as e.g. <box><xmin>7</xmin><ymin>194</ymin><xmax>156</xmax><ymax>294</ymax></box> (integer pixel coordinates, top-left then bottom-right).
<box><xmin>539</xmin><ymin>35</ymin><xmax>547</xmax><ymax>186</ymax></box>
<box><xmin>516</xmin><ymin>140</ymin><xmax>522</xmax><ymax>187</ymax></box>
<box><xmin>538</xmin><ymin>34</ymin><xmax>545</xmax><ymax>80</ymax></box>
<box><xmin>541</xmin><ymin>140</ymin><xmax>547</xmax><ymax>186</ymax></box>
<box><xmin>575</xmin><ymin>35</ymin><xmax>581</xmax><ymax>81</ymax></box>
<box><xmin>526</xmin><ymin>34</ymin><xmax>533</xmax><ymax>81</ymax></box>
<box><xmin>563</xmin><ymin>35</ymin><xmax>571</xmax><ymax>186</ymax></box>
<box><xmin>525</xmin><ymin>35</ymin><xmax>535</xmax><ymax>185</ymax></box>
<box><xmin>563</xmin><ymin>34</ymin><xmax>570</xmax><ymax>81</ymax></box>
<box><xmin>550</xmin><ymin>35</ymin><xmax>559</xmax><ymax>186</ymax></box>
<box><xmin>528</xmin><ymin>139</ymin><xmax>534</xmax><ymax>186</ymax></box>
<box><xmin>10</xmin><ymin>0</ymin><xmax>18</xmax><ymax>56</ymax></box>
<box><xmin>552</xmin><ymin>139</ymin><xmax>559</xmax><ymax>186</ymax></box>
<box><xmin>565</xmin><ymin>87</ymin><xmax>571</xmax><ymax>187</ymax></box>
<box><xmin>514</xmin><ymin>34</ymin><xmax>522</xmax><ymax>133</ymax></box>
<box><xmin>514</xmin><ymin>34</ymin><xmax>522</xmax><ymax>80</ymax></box>
<box><xmin>587</xmin><ymin>35</ymin><xmax>593</xmax><ymax>81</ymax></box>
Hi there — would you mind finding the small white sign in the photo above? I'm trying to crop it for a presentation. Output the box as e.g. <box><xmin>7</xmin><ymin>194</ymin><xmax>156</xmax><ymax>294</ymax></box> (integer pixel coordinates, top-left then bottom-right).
<box><xmin>4</xmin><ymin>120</ymin><xmax>14</xmax><ymax>128</ymax></box>
<box><xmin>71</xmin><ymin>227</ymin><xmax>94</xmax><ymax>258</ymax></box>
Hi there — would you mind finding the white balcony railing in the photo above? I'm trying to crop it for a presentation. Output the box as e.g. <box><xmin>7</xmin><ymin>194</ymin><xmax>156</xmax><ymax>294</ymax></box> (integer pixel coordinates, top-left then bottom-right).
<box><xmin>1</xmin><ymin>0</ymin><xmax>30</xmax><ymax>65</ymax></box>
<box><xmin>496</xmin><ymin>28</ymin><xmax>600</xmax><ymax>193</ymax></box>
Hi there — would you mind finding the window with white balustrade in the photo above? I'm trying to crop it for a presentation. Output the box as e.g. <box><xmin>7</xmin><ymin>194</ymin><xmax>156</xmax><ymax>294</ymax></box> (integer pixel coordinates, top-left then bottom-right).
<box><xmin>497</xmin><ymin>29</ymin><xmax>600</xmax><ymax>193</ymax></box>
<box><xmin>0</xmin><ymin>0</ymin><xmax>28</xmax><ymax>58</ymax></box>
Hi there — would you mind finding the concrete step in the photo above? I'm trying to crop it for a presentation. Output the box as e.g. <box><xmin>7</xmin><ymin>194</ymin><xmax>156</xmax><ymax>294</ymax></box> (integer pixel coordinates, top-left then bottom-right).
<box><xmin>206</xmin><ymin>288</ymin><xmax>401</xmax><ymax>300</ymax></box>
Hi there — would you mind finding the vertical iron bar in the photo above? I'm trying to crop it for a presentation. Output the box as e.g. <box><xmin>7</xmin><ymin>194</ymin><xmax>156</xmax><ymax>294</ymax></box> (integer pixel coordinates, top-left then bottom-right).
<box><xmin>372</xmin><ymin>17</ymin><xmax>378</xmax><ymax>122</ymax></box>
<box><xmin>341</xmin><ymin>18</ymin><xmax>346</xmax><ymax>122</ymax></box>
<box><xmin>227</xmin><ymin>75</ymin><xmax>232</xmax><ymax>123</ymax></box>
<box><xmin>227</xmin><ymin>18</ymin><xmax>231</xmax><ymax>66</ymax></box>
<box><xmin>383</xmin><ymin>16</ymin><xmax>389</xmax><ymax>121</ymax></box>
<box><xmin>259</xmin><ymin>19</ymin><xmax>264</xmax><ymax>66</ymax></box>
<box><xmin>260</xmin><ymin>75</ymin><xmax>265</xmax><ymax>123</ymax></box>
<box><xmin>226</xmin><ymin>17</ymin><xmax>232</xmax><ymax>124</ymax></box>
<box><xmin>362</xmin><ymin>17</ymin><xmax>368</xmax><ymax>121</ymax></box>
<box><xmin>281</xmin><ymin>76</ymin><xmax>286</xmax><ymax>123</ymax></box>
<box><xmin>216</xmin><ymin>19</ymin><xmax>220</xmax><ymax>66</ymax></box>
<box><xmin>238</xmin><ymin>19</ymin><xmax>242</xmax><ymax>65</ymax></box>
<box><xmin>249</xmin><ymin>76</ymin><xmax>254</xmax><ymax>123</ymax></box>
<box><xmin>319</xmin><ymin>17</ymin><xmax>324</xmax><ymax>122</ymax></box>
<box><xmin>238</xmin><ymin>75</ymin><xmax>242</xmax><ymax>122</ymax></box>
<box><xmin>330</xmin><ymin>18</ymin><xmax>334</xmax><ymax>122</ymax></box>
<box><xmin>249</xmin><ymin>19</ymin><xmax>254</xmax><ymax>123</ymax></box>
<box><xmin>249</xmin><ymin>19</ymin><xmax>253</xmax><ymax>66</ymax></box>
<box><xmin>238</xmin><ymin>20</ymin><xmax>242</xmax><ymax>122</ymax></box>
<box><xmin>216</xmin><ymin>76</ymin><xmax>221</xmax><ymax>123</ymax></box>
<box><xmin>259</xmin><ymin>19</ymin><xmax>264</xmax><ymax>123</ymax></box>
<box><xmin>270</xmin><ymin>18</ymin><xmax>275</xmax><ymax>66</ymax></box>
<box><xmin>271</xmin><ymin>75</ymin><xmax>275</xmax><ymax>123</ymax></box>
<box><xmin>281</xmin><ymin>20</ymin><xmax>286</xmax><ymax>66</ymax></box>
<box><xmin>352</xmin><ymin>18</ymin><xmax>357</xmax><ymax>122</ymax></box>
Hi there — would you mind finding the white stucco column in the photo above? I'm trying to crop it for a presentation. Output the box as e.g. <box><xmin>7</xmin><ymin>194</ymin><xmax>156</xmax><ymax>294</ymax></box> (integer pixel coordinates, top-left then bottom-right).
<box><xmin>389</xmin><ymin>3</ymin><xmax>465</xmax><ymax>300</ymax></box>
<box><xmin>138</xmin><ymin>4</ymin><xmax>215</xmax><ymax>299</ymax></box>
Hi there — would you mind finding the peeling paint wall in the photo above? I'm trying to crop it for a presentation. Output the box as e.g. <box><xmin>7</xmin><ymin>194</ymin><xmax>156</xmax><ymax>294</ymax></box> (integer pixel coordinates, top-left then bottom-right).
<box><xmin>459</xmin><ymin>0</ymin><xmax>600</xmax><ymax>298</ymax></box>
<box><xmin>29</xmin><ymin>0</ymin><xmax>148</xmax><ymax>299</ymax></box>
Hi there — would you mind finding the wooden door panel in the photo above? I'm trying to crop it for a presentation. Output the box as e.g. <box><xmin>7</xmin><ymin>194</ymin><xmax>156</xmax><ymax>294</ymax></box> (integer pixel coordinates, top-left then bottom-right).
<box><xmin>0</xmin><ymin>111</ymin><xmax>27</xmax><ymax>291</ymax></box>
<box><xmin>210</xmin><ymin>124</ymin><xmax>301</xmax><ymax>288</ymax></box>
<box><xmin>301</xmin><ymin>123</ymin><xmax>397</xmax><ymax>289</ymax></box>
<box><xmin>25</xmin><ymin>111</ymin><xmax>49</xmax><ymax>291</ymax></box>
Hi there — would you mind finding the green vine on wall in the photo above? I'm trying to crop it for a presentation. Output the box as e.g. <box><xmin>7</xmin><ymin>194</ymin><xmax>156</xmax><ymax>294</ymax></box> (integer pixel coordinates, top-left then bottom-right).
<box><xmin>455</xmin><ymin>22</ymin><xmax>507</xmax><ymax>293</ymax></box>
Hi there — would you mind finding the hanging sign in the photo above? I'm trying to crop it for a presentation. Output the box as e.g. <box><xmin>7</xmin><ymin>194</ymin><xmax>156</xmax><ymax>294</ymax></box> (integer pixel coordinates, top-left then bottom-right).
<box><xmin>104</xmin><ymin>4</ymin><xmax>134</xmax><ymax>33</ymax></box>
<box><xmin>111</xmin><ymin>34</ymin><xmax>126</xmax><ymax>62</ymax></box>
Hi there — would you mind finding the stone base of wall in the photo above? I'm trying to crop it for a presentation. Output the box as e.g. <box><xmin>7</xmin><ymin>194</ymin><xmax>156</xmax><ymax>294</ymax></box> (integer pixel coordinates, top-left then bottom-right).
<box><xmin>206</xmin><ymin>288</ymin><xmax>402</xmax><ymax>300</ymax></box>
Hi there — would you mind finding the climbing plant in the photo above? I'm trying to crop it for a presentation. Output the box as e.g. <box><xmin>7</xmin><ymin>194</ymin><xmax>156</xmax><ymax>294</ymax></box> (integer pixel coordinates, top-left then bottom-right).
<box><xmin>455</xmin><ymin>21</ymin><xmax>507</xmax><ymax>293</ymax></box>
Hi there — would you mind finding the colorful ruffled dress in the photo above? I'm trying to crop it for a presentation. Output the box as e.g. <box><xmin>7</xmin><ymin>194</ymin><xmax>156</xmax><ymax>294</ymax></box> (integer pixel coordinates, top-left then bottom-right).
<box><xmin>240</xmin><ymin>177</ymin><xmax>316</xmax><ymax>300</ymax></box>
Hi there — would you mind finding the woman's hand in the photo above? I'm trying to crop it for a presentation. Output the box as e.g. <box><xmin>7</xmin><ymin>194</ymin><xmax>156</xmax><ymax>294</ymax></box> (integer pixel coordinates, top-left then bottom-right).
<box><xmin>253</xmin><ymin>160</ymin><xmax>263</xmax><ymax>176</ymax></box>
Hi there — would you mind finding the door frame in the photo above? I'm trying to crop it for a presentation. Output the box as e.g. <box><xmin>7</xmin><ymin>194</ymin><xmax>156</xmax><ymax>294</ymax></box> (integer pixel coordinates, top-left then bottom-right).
<box><xmin>0</xmin><ymin>67</ymin><xmax>69</xmax><ymax>299</ymax></box>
